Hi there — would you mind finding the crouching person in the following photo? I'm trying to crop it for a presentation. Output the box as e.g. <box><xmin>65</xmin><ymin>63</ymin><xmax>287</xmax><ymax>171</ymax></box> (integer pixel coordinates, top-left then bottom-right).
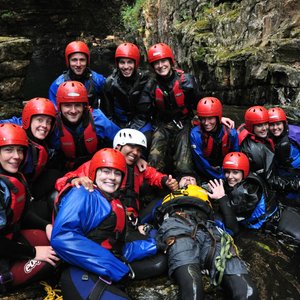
<box><xmin>0</xmin><ymin>124</ymin><xmax>59</xmax><ymax>293</ymax></box>
<box><xmin>51</xmin><ymin>148</ymin><xmax>166</xmax><ymax>300</ymax></box>
<box><xmin>155</xmin><ymin>175</ymin><xmax>258</xmax><ymax>300</ymax></box>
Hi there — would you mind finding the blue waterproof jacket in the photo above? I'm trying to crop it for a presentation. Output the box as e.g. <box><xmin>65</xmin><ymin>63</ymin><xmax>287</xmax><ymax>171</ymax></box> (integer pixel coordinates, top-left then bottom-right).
<box><xmin>190</xmin><ymin>125</ymin><xmax>239</xmax><ymax>180</ymax></box>
<box><xmin>51</xmin><ymin>186</ymin><xmax>157</xmax><ymax>282</ymax></box>
<box><xmin>48</xmin><ymin>69</ymin><xmax>106</xmax><ymax>109</ymax></box>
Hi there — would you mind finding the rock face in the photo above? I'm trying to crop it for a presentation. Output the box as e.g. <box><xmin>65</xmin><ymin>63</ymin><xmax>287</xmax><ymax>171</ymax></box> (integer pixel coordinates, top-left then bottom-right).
<box><xmin>0</xmin><ymin>0</ymin><xmax>129</xmax><ymax>112</ymax></box>
<box><xmin>0</xmin><ymin>37</ymin><xmax>33</xmax><ymax>116</ymax></box>
<box><xmin>132</xmin><ymin>0</ymin><xmax>300</xmax><ymax>106</ymax></box>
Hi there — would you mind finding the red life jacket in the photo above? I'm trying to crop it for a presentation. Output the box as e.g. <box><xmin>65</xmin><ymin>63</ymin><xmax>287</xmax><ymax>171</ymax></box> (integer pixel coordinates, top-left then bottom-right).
<box><xmin>155</xmin><ymin>69</ymin><xmax>188</xmax><ymax>116</ymax></box>
<box><xmin>29</xmin><ymin>140</ymin><xmax>48</xmax><ymax>180</ymax></box>
<box><xmin>237</xmin><ymin>124</ymin><xmax>275</xmax><ymax>151</ymax></box>
<box><xmin>202</xmin><ymin>125</ymin><xmax>231</xmax><ymax>158</ymax></box>
<box><xmin>0</xmin><ymin>173</ymin><xmax>28</xmax><ymax>239</ymax></box>
<box><xmin>57</xmin><ymin>110</ymin><xmax>98</xmax><ymax>161</ymax></box>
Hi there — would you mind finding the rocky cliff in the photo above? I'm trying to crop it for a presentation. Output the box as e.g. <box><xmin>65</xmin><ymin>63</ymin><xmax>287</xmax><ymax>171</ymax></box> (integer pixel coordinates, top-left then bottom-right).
<box><xmin>128</xmin><ymin>0</ymin><xmax>300</xmax><ymax>106</ymax></box>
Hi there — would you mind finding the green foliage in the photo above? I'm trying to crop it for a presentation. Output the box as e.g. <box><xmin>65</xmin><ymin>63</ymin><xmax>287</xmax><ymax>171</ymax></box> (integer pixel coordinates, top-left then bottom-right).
<box><xmin>1</xmin><ymin>10</ymin><xmax>15</xmax><ymax>21</ymax></box>
<box><xmin>121</xmin><ymin>0</ymin><xmax>146</xmax><ymax>32</ymax></box>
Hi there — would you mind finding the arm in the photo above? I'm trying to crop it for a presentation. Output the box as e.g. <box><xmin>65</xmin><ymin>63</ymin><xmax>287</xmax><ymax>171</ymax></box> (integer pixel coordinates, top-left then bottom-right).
<box><xmin>0</xmin><ymin>116</ymin><xmax>22</xmax><ymax>125</ymax></box>
<box><xmin>207</xmin><ymin>179</ymin><xmax>239</xmax><ymax>235</ymax></box>
<box><xmin>54</xmin><ymin>161</ymin><xmax>91</xmax><ymax>191</ymax></box>
<box><xmin>51</xmin><ymin>187</ymin><xmax>129</xmax><ymax>282</ymax></box>
<box><xmin>93</xmin><ymin>109</ymin><xmax>121</xmax><ymax>141</ymax></box>
<box><xmin>190</xmin><ymin>127</ymin><xmax>224</xmax><ymax>179</ymax></box>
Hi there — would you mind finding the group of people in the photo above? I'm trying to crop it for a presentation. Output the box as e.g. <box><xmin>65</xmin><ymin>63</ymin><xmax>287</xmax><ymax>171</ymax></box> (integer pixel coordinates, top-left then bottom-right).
<box><xmin>0</xmin><ymin>39</ymin><xmax>300</xmax><ymax>300</ymax></box>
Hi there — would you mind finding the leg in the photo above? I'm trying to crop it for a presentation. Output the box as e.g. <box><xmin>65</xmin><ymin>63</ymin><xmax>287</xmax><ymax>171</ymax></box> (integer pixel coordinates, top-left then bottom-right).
<box><xmin>173</xmin><ymin>264</ymin><xmax>204</xmax><ymax>300</ymax></box>
<box><xmin>130</xmin><ymin>253</ymin><xmax>168</xmax><ymax>280</ymax></box>
<box><xmin>148</xmin><ymin>125</ymin><xmax>171</xmax><ymax>172</ymax></box>
<box><xmin>221</xmin><ymin>273</ymin><xmax>258</xmax><ymax>300</ymax></box>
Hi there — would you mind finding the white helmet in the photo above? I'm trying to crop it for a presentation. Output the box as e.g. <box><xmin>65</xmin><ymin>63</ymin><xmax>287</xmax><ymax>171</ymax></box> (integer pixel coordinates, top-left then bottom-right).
<box><xmin>113</xmin><ymin>128</ymin><xmax>147</xmax><ymax>149</ymax></box>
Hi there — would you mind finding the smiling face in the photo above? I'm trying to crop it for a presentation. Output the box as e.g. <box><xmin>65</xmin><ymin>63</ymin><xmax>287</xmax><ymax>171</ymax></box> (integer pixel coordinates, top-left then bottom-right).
<box><xmin>253</xmin><ymin>122</ymin><xmax>269</xmax><ymax>139</ymax></box>
<box><xmin>200</xmin><ymin>116</ymin><xmax>218</xmax><ymax>132</ymax></box>
<box><xmin>0</xmin><ymin>145</ymin><xmax>24</xmax><ymax>173</ymax></box>
<box><xmin>153</xmin><ymin>58</ymin><xmax>172</xmax><ymax>77</ymax></box>
<box><xmin>224</xmin><ymin>169</ymin><xmax>243</xmax><ymax>187</ymax></box>
<box><xmin>60</xmin><ymin>103</ymin><xmax>84</xmax><ymax>123</ymax></box>
<box><xmin>95</xmin><ymin>167</ymin><xmax>122</xmax><ymax>194</ymax></box>
<box><xmin>30</xmin><ymin>115</ymin><xmax>53</xmax><ymax>140</ymax></box>
<box><xmin>269</xmin><ymin>121</ymin><xmax>284</xmax><ymax>137</ymax></box>
<box><xmin>118</xmin><ymin>58</ymin><xmax>135</xmax><ymax>77</ymax></box>
<box><xmin>117</xmin><ymin>144</ymin><xmax>142</xmax><ymax>166</ymax></box>
<box><xmin>69</xmin><ymin>52</ymin><xmax>88</xmax><ymax>76</ymax></box>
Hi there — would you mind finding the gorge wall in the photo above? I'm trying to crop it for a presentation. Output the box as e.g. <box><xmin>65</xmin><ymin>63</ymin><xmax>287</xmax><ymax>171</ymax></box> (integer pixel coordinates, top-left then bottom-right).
<box><xmin>131</xmin><ymin>0</ymin><xmax>300</xmax><ymax>107</ymax></box>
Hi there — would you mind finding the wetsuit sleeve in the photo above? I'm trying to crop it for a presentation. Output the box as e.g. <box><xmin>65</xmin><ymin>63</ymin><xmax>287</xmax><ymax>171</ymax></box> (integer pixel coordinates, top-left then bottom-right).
<box><xmin>190</xmin><ymin>127</ymin><xmax>224</xmax><ymax>180</ymax></box>
<box><xmin>0</xmin><ymin>116</ymin><xmax>22</xmax><ymax>125</ymax></box>
<box><xmin>92</xmin><ymin>109</ymin><xmax>121</xmax><ymax>141</ymax></box>
<box><xmin>0</xmin><ymin>237</ymin><xmax>36</xmax><ymax>259</ymax></box>
<box><xmin>229</xmin><ymin>128</ymin><xmax>240</xmax><ymax>152</ymax></box>
<box><xmin>51</xmin><ymin>187</ymin><xmax>130</xmax><ymax>282</ymax></box>
<box><xmin>217</xmin><ymin>195</ymin><xmax>240</xmax><ymax>235</ymax></box>
<box><xmin>182</xmin><ymin>73</ymin><xmax>201</xmax><ymax>112</ymax></box>
<box><xmin>48</xmin><ymin>75</ymin><xmax>64</xmax><ymax>109</ymax></box>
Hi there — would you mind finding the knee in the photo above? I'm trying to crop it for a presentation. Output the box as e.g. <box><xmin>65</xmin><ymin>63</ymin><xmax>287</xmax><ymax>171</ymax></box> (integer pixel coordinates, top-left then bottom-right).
<box><xmin>222</xmin><ymin>274</ymin><xmax>258</xmax><ymax>300</ymax></box>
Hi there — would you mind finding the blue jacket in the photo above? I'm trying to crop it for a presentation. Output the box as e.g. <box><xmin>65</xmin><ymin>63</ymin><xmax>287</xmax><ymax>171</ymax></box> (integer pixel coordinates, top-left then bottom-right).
<box><xmin>51</xmin><ymin>186</ymin><xmax>157</xmax><ymax>282</ymax></box>
<box><xmin>190</xmin><ymin>125</ymin><xmax>239</xmax><ymax>179</ymax></box>
<box><xmin>48</xmin><ymin>69</ymin><xmax>106</xmax><ymax>109</ymax></box>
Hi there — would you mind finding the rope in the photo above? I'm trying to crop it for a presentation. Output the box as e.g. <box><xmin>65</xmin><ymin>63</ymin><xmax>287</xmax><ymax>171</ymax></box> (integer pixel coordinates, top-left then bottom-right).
<box><xmin>213</xmin><ymin>230</ymin><xmax>239</xmax><ymax>286</ymax></box>
<box><xmin>40</xmin><ymin>281</ymin><xmax>63</xmax><ymax>300</ymax></box>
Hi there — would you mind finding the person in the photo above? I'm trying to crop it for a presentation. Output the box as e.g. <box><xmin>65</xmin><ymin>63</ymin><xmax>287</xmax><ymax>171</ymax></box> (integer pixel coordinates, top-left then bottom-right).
<box><xmin>51</xmin><ymin>148</ymin><xmax>166</xmax><ymax>299</ymax></box>
<box><xmin>51</xmin><ymin>80</ymin><xmax>120</xmax><ymax>171</ymax></box>
<box><xmin>154</xmin><ymin>173</ymin><xmax>258</xmax><ymax>300</ymax></box>
<box><xmin>49</xmin><ymin>40</ymin><xmax>106</xmax><ymax>109</ymax></box>
<box><xmin>144</xmin><ymin>43</ymin><xmax>234</xmax><ymax>174</ymax></box>
<box><xmin>102</xmin><ymin>42</ymin><xmax>153</xmax><ymax>152</ymax></box>
<box><xmin>0</xmin><ymin>123</ymin><xmax>59</xmax><ymax>292</ymax></box>
<box><xmin>190</xmin><ymin>97</ymin><xmax>239</xmax><ymax>181</ymax></box>
<box><xmin>54</xmin><ymin>128</ymin><xmax>178</xmax><ymax>233</ymax></box>
<box><xmin>144</xmin><ymin>42</ymin><xmax>200</xmax><ymax>174</ymax></box>
<box><xmin>268</xmin><ymin>107</ymin><xmax>300</xmax><ymax>205</ymax></box>
<box><xmin>208</xmin><ymin>152</ymin><xmax>300</xmax><ymax>246</ymax></box>
<box><xmin>268</xmin><ymin>107</ymin><xmax>300</xmax><ymax>171</ymax></box>
<box><xmin>237</xmin><ymin>105</ymin><xmax>300</xmax><ymax>192</ymax></box>
<box><xmin>0</xmin><ymin>98</ymin><xmax>62</xmax><ymax>221</ymax></box>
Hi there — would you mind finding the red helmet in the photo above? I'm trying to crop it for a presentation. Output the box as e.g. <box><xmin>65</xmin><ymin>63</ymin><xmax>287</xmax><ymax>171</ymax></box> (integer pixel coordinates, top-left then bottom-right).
<box><xmin>88</xmin><ymin>148</ymin><xmax>127</xmax><ymax>184</ymax></box>
<box><xmin>65</xmin><ymin>41</ymin><xmax>90</xmax><ymax>67</ymax></box>
<box><xmin>244</xmin><ymin>106</ymin><xmax>269</xmax><ymax>133</ymax></box>
<box><xmin>223</xmin><ymin>152</ymin><xmax>250</xmax><ymax>178</ymax></box>
<box><xmin>0</xmin><ymin>123</ymin><xmax>28</xmax><ymax>148</ymax></box>
<box><xmin>115</xmin><ymin>43</ymin><xmax>140</xmax><ymax>69</ymax></box>
<box><xmin>268</xmin><ymin>107</ymin><xmax>287</xmax><ymax>124</ymax></box>
<box><xmin>147</xmin><ymin>43</ymin><xmax>175</xmax><ymax>65</ymax></box>
<box><xmin>56</xmin><ymin>81</ymin><xmax>88</xmax><ymax>108</ymax></box>
<box><xmin>22</xmin><ymin>98</ymin><xmax>56</xmax><ymax>130</ymax></box>
<box><xmin>196</xmin><ymin>97</ymin><xmax>222</xmax><ymax>121</ymax></box>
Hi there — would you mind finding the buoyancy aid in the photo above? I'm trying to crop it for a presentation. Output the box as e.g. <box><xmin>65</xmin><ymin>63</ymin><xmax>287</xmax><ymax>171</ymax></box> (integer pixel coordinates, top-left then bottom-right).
<box><xmin>28</xmin><ymin>140</ymin><xmax>49</xmax><ymax>181</ymax></box>
<box><xmin>0</xmin><ymin>173</ymin><xmax>28</xmax><ymax>239</ymax></box>
<box><xmin>155</xmin><ymin>69</ymin><xmax>189</xmax><ymax>116</ymax></box>
<box><xmin>201</xmin><ymin>125</ymin><xmax>231</xmax><ymax>158</ymax></box>
<box><xmin>237</xmin><ymin>124</ymin><xmax>275</xmax><ymax>151</ymax></box>
<box><xmin>229</xmin><ymin>173</ymin><xmax>278</xmax><ymax>229</ymax></box>
<box><xmin>57</xmin><ymin>110</ymin><xmax>98</xmax><ymax>168</ymax></box>
<box><xmin>156</xmin><ymin>185</ymin><xmax>213</xmax><ymax>224</ymax></box>
<box><xmin>89</xmin><ymin>197</ymin><xmax>126</xmax><ymax>252</ymax></box>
